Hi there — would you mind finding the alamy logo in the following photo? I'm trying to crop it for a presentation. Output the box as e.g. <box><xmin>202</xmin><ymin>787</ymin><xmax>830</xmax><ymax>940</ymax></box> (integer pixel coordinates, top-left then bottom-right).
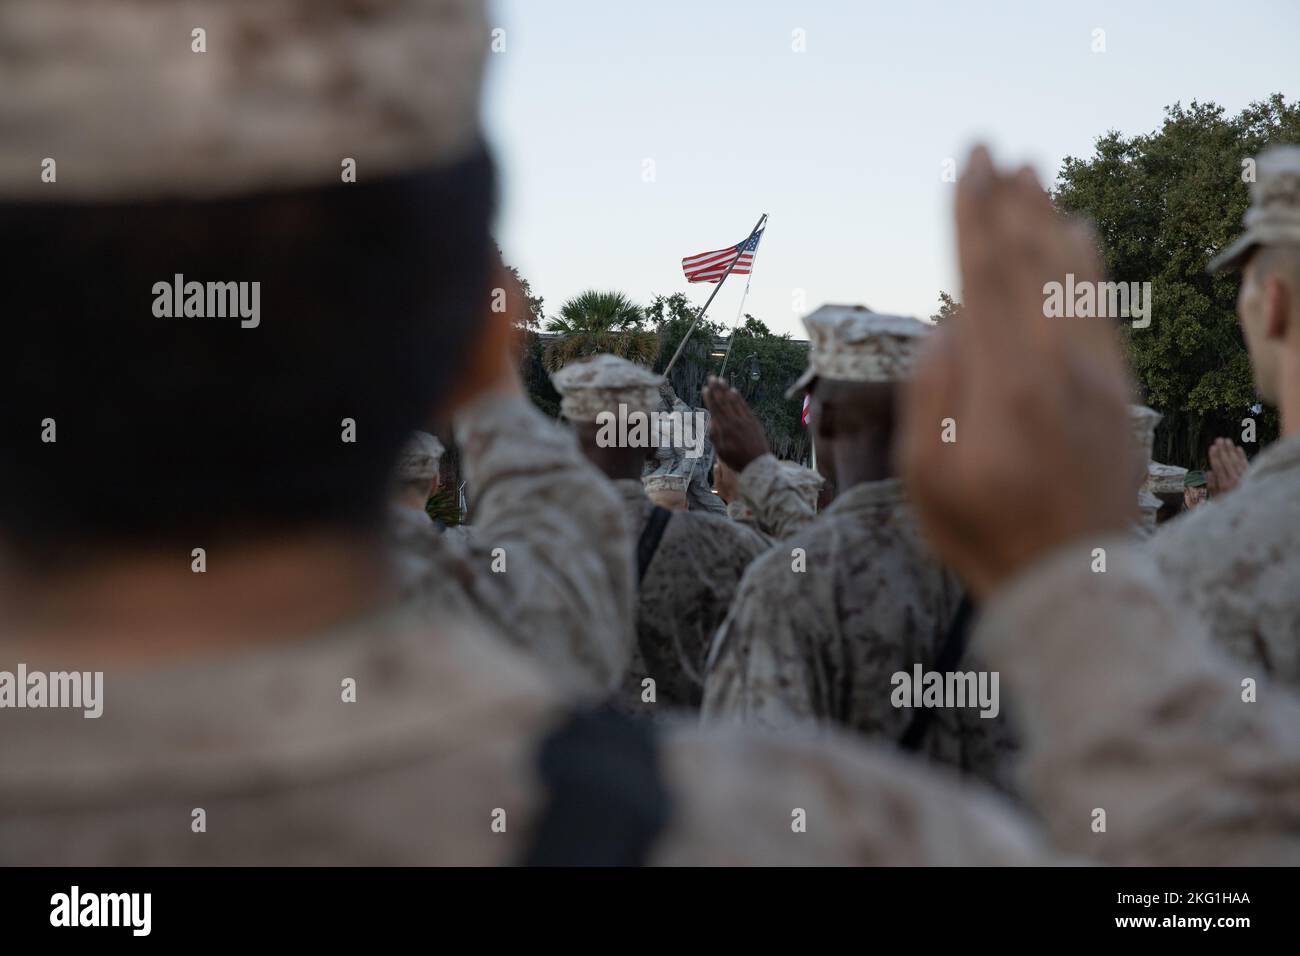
<box><xmin>1042</xmin><ymin>273</ymin><xmax>1151</xmax><ymax>328</ymax></box>
<box><xmin>50</xmin><ymin>886</ymin><xmax>151</xmax><ymax>936</ymax></box>
<box><xmin>0</xmin><ymin>664</ymin><xmax>103</xmax><ymax>718</ymax></box>
<box><xmin>890</xmin><ymin>664</ymin><xmax>999</xmax><ymax>718</ymax></box>
<box><xmin>595</xmin><ymin>403</ymin><xmax>708</xmax><ymax>459</ymax></box>
<box><xmin>152</xmin><ymin>274</ymin><xmax>260</xmax><ymax>328</ymax></box>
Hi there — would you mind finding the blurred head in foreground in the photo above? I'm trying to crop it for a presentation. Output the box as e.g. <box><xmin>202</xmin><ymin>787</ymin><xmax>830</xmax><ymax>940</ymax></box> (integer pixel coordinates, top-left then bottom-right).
<box><xmin>0</xmin><ymin>1</ymin><xmax>495</xmax><ymax>602</ymax></box>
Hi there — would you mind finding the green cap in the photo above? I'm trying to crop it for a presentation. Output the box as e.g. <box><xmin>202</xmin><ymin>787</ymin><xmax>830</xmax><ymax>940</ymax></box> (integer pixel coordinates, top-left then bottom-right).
<box><xmin>1184</xmin><ymin>470</ymin><xmax>1208</xmax><ymax>488</ymax></box>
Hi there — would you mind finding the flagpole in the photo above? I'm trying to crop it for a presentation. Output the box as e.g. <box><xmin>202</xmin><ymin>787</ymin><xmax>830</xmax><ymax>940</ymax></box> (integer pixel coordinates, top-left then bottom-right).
<box><xmin>717</xmin><ymin>266</ymin><xmax>756</xmax><ymax>382</ymax></box>
<box><xmin>662</xmin><ymin>212</ymin><xmax>767</xmax><ymax>378</ymax></box>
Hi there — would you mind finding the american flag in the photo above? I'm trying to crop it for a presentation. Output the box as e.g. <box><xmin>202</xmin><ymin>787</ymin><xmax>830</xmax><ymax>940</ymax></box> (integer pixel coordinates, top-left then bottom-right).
<box><xmin>801</xmin><ymin>393</ymin><xmax>810</xmax><ymax>426</ymax></box>
<box><xmin>681</xmin><ymin>227</ymin><xmax>764</xmax><ymax>284</ymax></box>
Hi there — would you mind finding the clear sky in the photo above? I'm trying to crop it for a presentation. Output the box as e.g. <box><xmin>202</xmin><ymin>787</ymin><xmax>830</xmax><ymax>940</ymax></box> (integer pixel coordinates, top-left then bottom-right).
<box><xmin>482</xmin><ymin>0</ymin><xmax>1299</xmax><ymax>337</ymax></box>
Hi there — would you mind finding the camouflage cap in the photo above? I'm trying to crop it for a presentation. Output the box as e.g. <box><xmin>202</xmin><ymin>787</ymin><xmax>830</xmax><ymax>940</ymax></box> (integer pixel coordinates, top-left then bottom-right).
<box><xmin>1184</xmin><ymin>470</ymin><xmax>1208</xmax><ymax>488</ymax></box>
<box><xmin>1208</xmin><ymin>145</ymin><xmax>1300</xmax><ymax>273</ymax></box>
<box><xmin>643</xmin><ymin>473</ymin><xmax>689</xmax><ymax>495</ymax></box>
<box><xmin>1138</xmin><ymin>487</ymin><xmax>1162</xmax><ymax>531</ymax></box>
<box><xmin>785</xmin><ymin>304</ymin><xmax>931</xmax><ymax>399</ymax></box>
<box><xmin>394</xmin><ymin>431</ymin><xmax>445</xmax><ymax>482</ymax></box>
<box><xmin>0</xmin><ymin>0</ymin><xmax>487</xmax><ymax>201</ymax></box>
<box><xmin>551</xmin><ymin>354</ymin><xmax>664</xmax><ymax>423</ymax></box>
<box><xmin>1128</xmin><ymin>405</ymin><xmax>1163</xmax><ymax>463</ymax></box>
<box><xmin>1145</xmin><ymin>461</ymin><xmax>1189</xmax><ymax>497</ymax></box>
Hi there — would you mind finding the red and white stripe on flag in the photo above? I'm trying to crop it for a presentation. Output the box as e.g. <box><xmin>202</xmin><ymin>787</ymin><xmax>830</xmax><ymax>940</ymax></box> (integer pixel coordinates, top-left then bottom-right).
<box><xmin>801</xmin><ymin>393</ymin><xmax>810</xmax><ymax>426</ymax></box>
<box><xmin>681</xmin><ymin>245</ymin><xmax>755</xmax><ymax>284</ymax></box>
<box><xmin>682</xmin><ymin>225</ymin><xmax>764</xmax><ymax>283</ymax></box>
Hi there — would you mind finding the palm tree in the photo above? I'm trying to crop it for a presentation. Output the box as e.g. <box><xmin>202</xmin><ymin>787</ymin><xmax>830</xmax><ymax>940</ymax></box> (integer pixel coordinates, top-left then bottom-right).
<box><xmin>543</xmin><ymin>290</ymin><xmax>659</xmax><ymax>370</ymax></box>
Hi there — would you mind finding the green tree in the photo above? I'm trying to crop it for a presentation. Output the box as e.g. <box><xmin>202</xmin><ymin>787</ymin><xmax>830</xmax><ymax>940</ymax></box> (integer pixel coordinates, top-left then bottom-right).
<box><xmin>518</xmin><ymin>329</ymin><xmax>562</xmax><ymax>418</ymax></box>
<box><xmin>650</xmin><ymin>300</ymin><xmax>811</xmax><ymax>463</ymax></box>
<box><xmin>543</xmin><ymin>290</ymin><xmax>658</xmax><ymax>370</ymax></box>
<box><xmin>494</xmin><ymin>249</ymin><xmax>558</xmax><ymax>418</ymax></box>
<box><xmin>494</xmin><ymin>242</ymin><xmax>545</xmax><ymax>328</ymax></box>
<box><xmin>648</xmin><ymin>292</ymin><xmax>723</xmax><ymax>401</ymax></box>
<box><xmin>1052</xmin><ymin>94</ymin><xmax>1299</xmax><ymax>466</ymax></box>
<box><xmin>722</xmin><ymin>316</ymin><xmax>812</xmax><ymax>462</ymax></box>
<box><xmin>424</xmin><ymin>483</ymin><xmax>463</xmax><ymax>527</ymax></box>
<box><xmin>931</xmin><ymin>290</ymin><xmax>962</xmax><ymax>324</ymax></box>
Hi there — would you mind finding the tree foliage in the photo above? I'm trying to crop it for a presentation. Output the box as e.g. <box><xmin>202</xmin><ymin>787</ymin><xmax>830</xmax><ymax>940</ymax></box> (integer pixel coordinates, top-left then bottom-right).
<box><xmin>650</xmin><ymin>295</ymin><xmax>811</xmax><ymax>462</ymax></box>
<box><xmin>495</xmin><ymin>242</ymin><xmax>545</xmax><ymax>328</ymax></box>
<box><xmin>930</xmin><ymin>291</ymin><xmax>962</xmax><ymax>324</ymax></box>
<box><xmin>647</xmin><ymin>292</ymin><xmax>721</xmax><ymax>402</ymax></box>
<box><xmin>518</xmin><ymin>329</ymin><xmax>562</xmax><ymax>418</ymax></box>
<box><xmin>1052</xmin><ymin>94</ymin><xmax>1299</xmax><ymax>466</ymax></box>
<box><xmin>722</xmin><ymin>316</ymin><xmax>813</xmax><ymax>462</ymax></box>
<box><xmin>425</xmin><ymin>482</ymin><xmax>463</xmax><ymax>526</ymax></box>
<box><xmin>543</xmin><ymin>290</ymin><xmax>658</xmax><ymax>370</ymax></box>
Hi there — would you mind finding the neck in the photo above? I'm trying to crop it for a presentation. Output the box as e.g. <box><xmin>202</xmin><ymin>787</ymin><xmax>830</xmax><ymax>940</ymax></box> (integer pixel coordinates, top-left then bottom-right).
<box><xmin>1</xmin><ymin>532</ymin><xmax>391</xmax><ymax>667</ymax></box>
<box><xmin>580</xmin><ymin>442</ymin><xmax>645</xmax><ymax>482</ymax></box>
<box><xmin>1279</xmin><ymin>351</ymin><xmax>1300</xmax><ymax>438</ymax></box>
<box><xmin>829</xmin><ymin>437</ymin><xmax>894</xmax><ymax>491</ymax></box>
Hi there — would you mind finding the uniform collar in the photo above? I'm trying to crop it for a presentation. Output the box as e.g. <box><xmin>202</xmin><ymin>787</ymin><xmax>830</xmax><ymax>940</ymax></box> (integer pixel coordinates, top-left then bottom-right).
<box><xmin>1245</xmin><ymin>431</ymin><xmax>1300</xmax><ymax>483</ymax></box>
<box><xmin>823</xmin><ymin>477</ymin><xmax>905</xmax><ymax>517</ymax></box>
<box><xmin>726</xmin><ymin>500</ymin><xmax>755</xmax><ymax>522</ymax></box>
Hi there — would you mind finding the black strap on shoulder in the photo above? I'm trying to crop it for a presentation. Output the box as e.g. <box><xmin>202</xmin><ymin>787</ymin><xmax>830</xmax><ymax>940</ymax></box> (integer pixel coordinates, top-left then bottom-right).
<box><xmin>636</xmin><ymin>506</ymin><xmax>673</xmax><ymax>583</ymax></box>
<box><xmin>520</xmin><ymin>707</ymin><xmax>673</xmax><ymax>866</ymax></box>
<box><xmin>899</xmin><ymin>594</ymin><xmax>975</xmax><ymax>752</ymax></box>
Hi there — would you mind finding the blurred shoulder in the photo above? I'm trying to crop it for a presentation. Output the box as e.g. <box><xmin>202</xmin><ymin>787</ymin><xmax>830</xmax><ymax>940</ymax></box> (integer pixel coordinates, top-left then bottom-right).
<box><xmin>650</xmin><ymin>719</ymin><xmax>1047</xmax><ymax>865</ymax></box>
<box><xmin>674</xmin><ymin>509</ymin><xmax>769</xmax><ymax>555</ymax></box>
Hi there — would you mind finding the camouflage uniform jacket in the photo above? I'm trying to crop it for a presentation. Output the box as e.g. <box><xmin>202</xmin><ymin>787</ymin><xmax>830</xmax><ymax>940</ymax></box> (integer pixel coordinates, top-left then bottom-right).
<box><xmin>976</xmin><ymin>537</ymin><xmax>1300</xmax><ymax>865</ymax></box>
<box><xmin>702</xmin><ymin>477</ymin><xmax>1017</xmax><ymax>788</ymax></box>
<box><xmin>735</xmin><ymin>452</ymin><xmax>818</xmax><ymax>540</ymax></box>
<box><xmin>612</xmin><ymin>479</ymin><xmax>768</xmax><ymax>711</ymax></box>
<box><xmin>643</xmin><ymin>398</ymin><xmax>725</xmax><ymax>516</ymax></box>
<box><xmin>395</xmin><ymin>392</ymin><xmax>636</xmax><ymax>702</ymax></box>
<box><xmin>1</xmin><ymin>603</ymin><xmax>1044</xmax><ymax>865</ymax></box>
<box><xmin>726</xmin><ymin>499</ymin><xmax>762</xmax><ymax>535</ymax></box>
<box><xmin>1147</xmin><ymin>432</ymin><xmax>1300</xmax><ymax>688</ymax></box>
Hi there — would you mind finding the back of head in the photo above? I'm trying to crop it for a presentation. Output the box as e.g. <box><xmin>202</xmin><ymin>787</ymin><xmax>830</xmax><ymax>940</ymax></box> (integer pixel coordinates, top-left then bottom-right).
<box><xmin>0</xmin><ymin>0</ymin><xmax>494</xmax><ymax>569</ymax></box>
<box><xmin>551</xmin><ymin>354</ymin><xmax>663</xmax><ymax>481</ymax></box>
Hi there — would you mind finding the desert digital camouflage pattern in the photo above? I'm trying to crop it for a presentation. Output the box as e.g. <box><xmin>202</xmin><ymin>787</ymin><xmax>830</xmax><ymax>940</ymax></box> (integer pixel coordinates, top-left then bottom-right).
<box><xmin>733</xmin><ymin>453</ymin><xmax>820</xmax><ymax>541</ymax></box>
<box><xmin>644</xmin><ymin>392</ymin><xmax>727</xmax><ymax>515</ymax></box>
<box><xmin>726</xmin><ymin>499</ymin><xmax>760</xmax><ymax>531</ymax></box>
<box><xmin>1128</xmin><ymin>405</ymin><xmax>1163</xmax><ymax>537</ymax></box>
<box><xmin>398</xmin><ymin>392</ymin><xmax>636</xmax><ymax>701</ymax></box>
<box><xmin>1147</xmin><ymin>432</ymin><xmax>1300</xmax><ymax>689</ymax></box>
<box><xmin>1206</xmin><ymin>144</ymin><xmax>1300</xmax><ymax>272</ymax></box>
<box><xmin>976</xmin><ymin>538</ymin><xmax>1300</xmax><ymax>865</ymax></box>
<box><xmin>0</xmin><ymin>602</ymin><xmax>1045</xmax><ymax>866</ymax></box>
<box><xmin>783</xmin><ymin>305</ymin><xmax>931</xmax><ymax>397</ymax></box>
<box><xmin>0</xmin><ymin>0</ymin><xmax>489</xmax><ymax>201</ymax></box>
<box><xmin>703</xmin><ymin>478</ymin><xmax>1017</xmax><ymax>789</ymax></box>
<box><xmin>386</xmin><ymin>503</ymin><xmax>472</xmax><ymax>589</ymax></box>
<box><xmin>612</xmin><ymin>479</ymin><xmax>769</xmax><ymax>711</ymax></box>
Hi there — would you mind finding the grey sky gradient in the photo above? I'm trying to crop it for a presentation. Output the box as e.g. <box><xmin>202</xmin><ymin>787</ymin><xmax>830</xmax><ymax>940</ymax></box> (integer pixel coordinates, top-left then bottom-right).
<box><xmin>483</xmin><ymin>0</ymin><xmax>1299</xmax><ymax>337</ymax></box>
